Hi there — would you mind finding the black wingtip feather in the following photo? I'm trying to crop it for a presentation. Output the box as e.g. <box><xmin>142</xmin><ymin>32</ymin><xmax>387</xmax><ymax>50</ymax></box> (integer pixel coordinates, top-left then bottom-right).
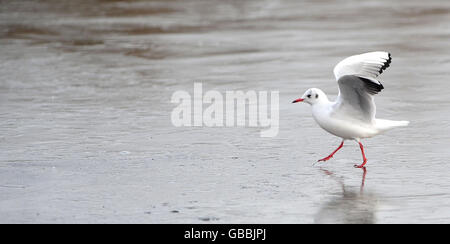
<box><xmin>378</xmin><ymin>52</ymin><xmax>392</xmax><ymax>75</ymax></box>
<box><xmin>360</xmin><ymin>77</ymin><xmax>384</xmax><ymax>95</ymax></box>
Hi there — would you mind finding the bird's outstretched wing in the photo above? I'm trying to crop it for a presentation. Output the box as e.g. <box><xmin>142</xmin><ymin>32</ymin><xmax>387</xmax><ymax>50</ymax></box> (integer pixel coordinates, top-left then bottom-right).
<box><xmin>333</xmin><ymin>51</ymin><xmax>391</xmax><ymax>81</ymax></box>
<box><xmin>333</xmin><ymin>52</ymin><xmax>391</xmax><ymax>123</ymax></box>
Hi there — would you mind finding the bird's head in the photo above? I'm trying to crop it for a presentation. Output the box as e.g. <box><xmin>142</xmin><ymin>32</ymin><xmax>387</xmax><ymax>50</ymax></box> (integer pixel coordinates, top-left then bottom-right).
<box><xmin>292</xmin><ymin>88</ymin><xmax>327</xmax><ymax>105</ymax></box>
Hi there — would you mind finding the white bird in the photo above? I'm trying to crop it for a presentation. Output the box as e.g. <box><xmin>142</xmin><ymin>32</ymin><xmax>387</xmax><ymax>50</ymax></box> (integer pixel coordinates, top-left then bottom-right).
<box><xmin>292</xmin><ymin>51</ymin><xmax>409</xmax><ymax>168</ymax></box>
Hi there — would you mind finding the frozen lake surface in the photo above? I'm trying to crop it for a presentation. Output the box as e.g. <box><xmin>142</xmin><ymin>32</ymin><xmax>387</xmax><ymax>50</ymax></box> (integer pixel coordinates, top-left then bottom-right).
<box><xmin>1</xmin><ymin>0</ymin><xmax>450</xmax><ymax>223</ymax></box>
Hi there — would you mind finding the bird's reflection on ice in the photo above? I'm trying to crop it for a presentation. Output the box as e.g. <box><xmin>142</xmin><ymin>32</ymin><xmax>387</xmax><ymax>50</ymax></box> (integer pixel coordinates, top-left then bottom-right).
<box><xmin>314</xmin><ymin>168</ymin><xmax>378</xmax><ymax>224</ymax></box>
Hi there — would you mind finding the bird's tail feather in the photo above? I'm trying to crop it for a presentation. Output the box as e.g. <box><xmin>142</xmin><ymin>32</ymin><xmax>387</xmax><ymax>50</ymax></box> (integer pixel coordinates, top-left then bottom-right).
<box><xmin>375</xmin><ymin>119</ymin><xmax>409</xmax><ymax>132</ymax></box>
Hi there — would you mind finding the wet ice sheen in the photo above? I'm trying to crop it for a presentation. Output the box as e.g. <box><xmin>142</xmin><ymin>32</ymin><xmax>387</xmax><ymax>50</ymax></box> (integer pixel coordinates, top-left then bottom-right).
<box><xmin>1</xmin><ymin>0</ymin><xmax>450</xmax><ymax>223</ymax></box>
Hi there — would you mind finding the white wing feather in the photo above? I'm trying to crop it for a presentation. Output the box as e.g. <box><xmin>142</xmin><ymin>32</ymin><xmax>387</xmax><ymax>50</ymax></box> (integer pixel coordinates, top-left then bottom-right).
<box><xmin>333</xmin><ymin>51</ymin><xmax>392</xmax><ymax>82</ymax></box>
<box><xmin>332</xmin><ymin>52</ymin><xmax>392</xmax><ymax>124</ymax></box>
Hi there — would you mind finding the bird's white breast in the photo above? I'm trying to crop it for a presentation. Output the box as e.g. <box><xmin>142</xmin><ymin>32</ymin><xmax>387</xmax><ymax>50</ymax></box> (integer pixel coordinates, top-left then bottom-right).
<box><xmin>311</xmin><ymin>103</ymin><xmax>378</xmax><ymax>140</ymax></box>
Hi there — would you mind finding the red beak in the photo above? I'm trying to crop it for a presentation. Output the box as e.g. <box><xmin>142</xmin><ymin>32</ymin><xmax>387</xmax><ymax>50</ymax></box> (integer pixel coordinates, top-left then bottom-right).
<box><xmin>292</xmin><ymin>98</ymin><xmax>304</xmax><ymax>103</ymax></box>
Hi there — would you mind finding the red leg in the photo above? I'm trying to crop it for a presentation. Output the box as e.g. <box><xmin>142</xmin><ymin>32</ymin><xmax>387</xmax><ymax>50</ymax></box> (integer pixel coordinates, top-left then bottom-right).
<box><xmin>354</xmin><ymin>141</ymin><xmax>368</xmax><ymax>168</ymax></box>
<box><xmin>318</xmin><ymin>140</ymin><xmax>344</xmax><ymax>162</ymax></box>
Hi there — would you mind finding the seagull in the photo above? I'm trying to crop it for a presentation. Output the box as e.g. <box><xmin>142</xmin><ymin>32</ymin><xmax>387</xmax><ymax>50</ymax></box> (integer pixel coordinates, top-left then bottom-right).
<box><xmin>292</xmin><ymin>51</ymin><xmax>409</xmax><ymax>168</ymax></box>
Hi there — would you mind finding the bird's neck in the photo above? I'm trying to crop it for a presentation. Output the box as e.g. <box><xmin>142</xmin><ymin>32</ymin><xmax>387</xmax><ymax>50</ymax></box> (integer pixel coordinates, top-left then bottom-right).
<box><xmin>311</xmin><ymin>96</ymin><xmax>332</xmax><ymax>114</ymax></box>
<box><xmin>313</xmin><ymin>94</ymin><xmax>331</xmax><ymax>106</ymax></box>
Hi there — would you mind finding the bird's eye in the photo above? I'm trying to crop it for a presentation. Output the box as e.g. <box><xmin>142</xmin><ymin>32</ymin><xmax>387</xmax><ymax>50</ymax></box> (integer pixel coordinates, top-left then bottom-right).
<box><xmin>307</xmin><ymin>94</ymin><xmax>311</xmax><ymax>98</ymax></box>
<box><xmin>316</xmin><ymin>94</ymin><xmax>319</xmax><ymax>99</ymax></box>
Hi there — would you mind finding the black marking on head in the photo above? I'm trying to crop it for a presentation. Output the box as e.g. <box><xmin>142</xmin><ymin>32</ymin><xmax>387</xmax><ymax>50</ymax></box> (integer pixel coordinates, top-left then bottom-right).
<box><xmin>307</xmin><ymin>94</ymin><xmax>311</xmax><ymax>98</ymax></box>
<box><xmin>360</xmin><ymin>77</ymin><xmax>384</xmax><ymax>95</ymax></box>
<box><xmin>315</xmin><ymin>94</ymin><xmax>319</xmax><ymax>99</ymax></box>
<box><xmin>379</xmin><ymin>53</ymin><xmax>392</xmax><ymax>75</ymax></box>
